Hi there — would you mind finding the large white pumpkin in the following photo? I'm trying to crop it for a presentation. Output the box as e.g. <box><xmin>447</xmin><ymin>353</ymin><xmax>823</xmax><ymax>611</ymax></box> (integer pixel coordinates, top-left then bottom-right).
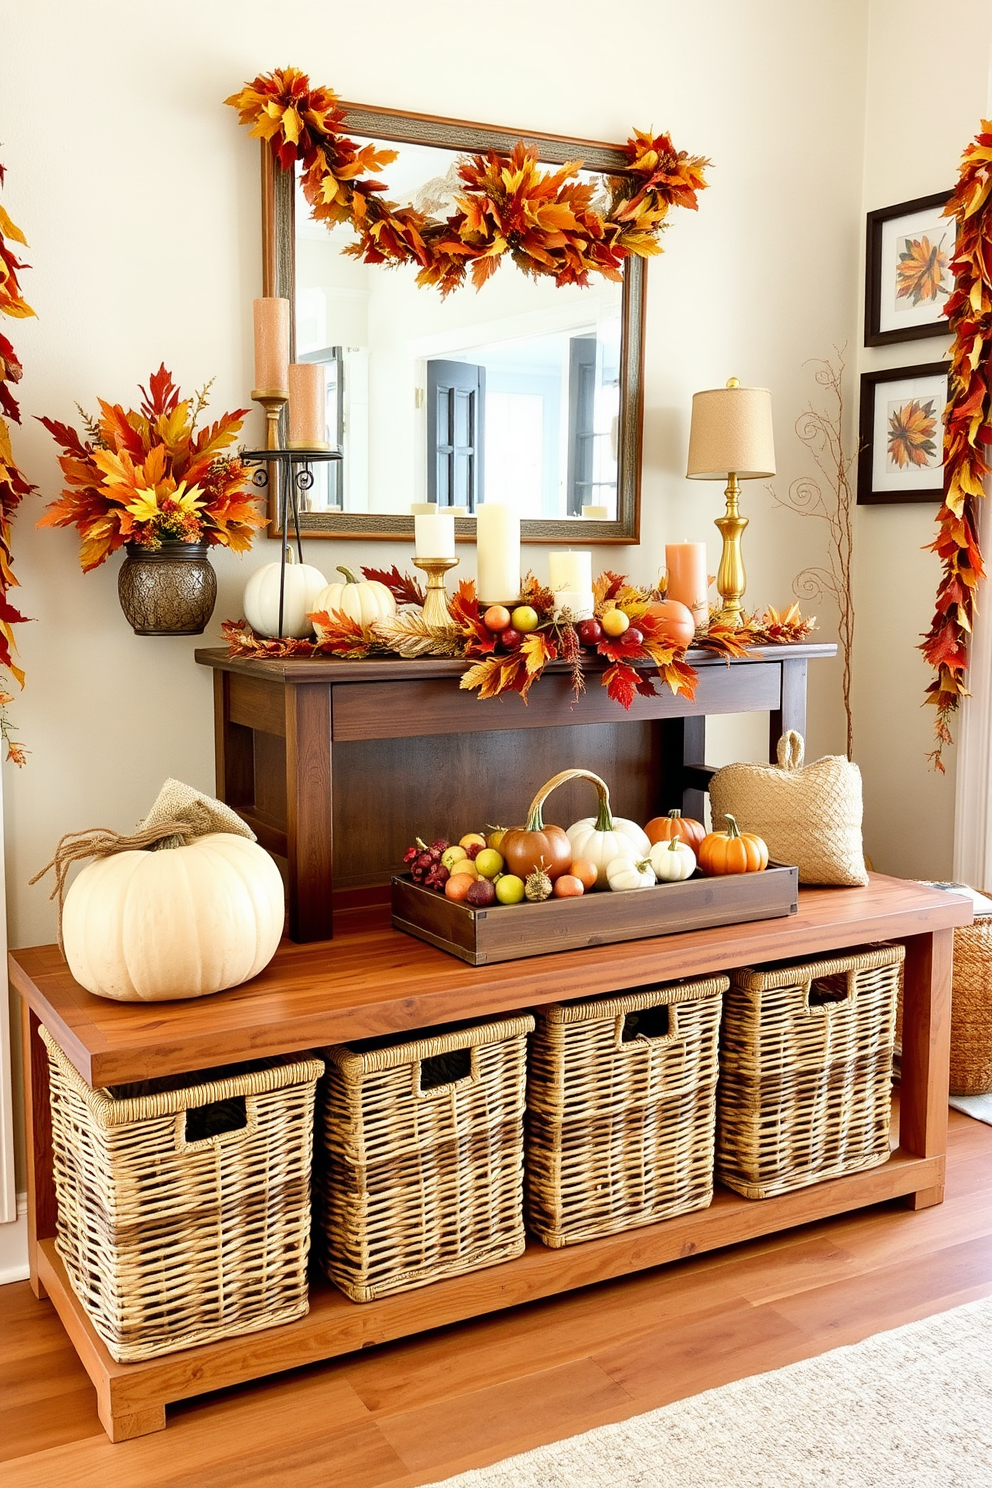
<box><xmin>62</xmin><ymin>833</ymin><xmax>285</xmax><ymax>1002</ymax></box>
<box><xmin>243</xmin><ymin>553</ymin><xmax>326</xmax><ymax>638</ymax></box>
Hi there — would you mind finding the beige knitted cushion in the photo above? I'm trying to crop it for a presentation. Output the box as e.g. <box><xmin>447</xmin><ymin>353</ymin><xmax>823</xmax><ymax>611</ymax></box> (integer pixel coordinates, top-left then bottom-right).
<box><xmin>708</xmin><ymin>731</ymin><xmax>868</xmax><ymax>887</ymax></box>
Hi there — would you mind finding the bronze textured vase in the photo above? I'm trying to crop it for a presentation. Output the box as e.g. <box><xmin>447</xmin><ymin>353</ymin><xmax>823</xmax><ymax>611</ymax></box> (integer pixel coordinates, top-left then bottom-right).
<box><xmin>117</xmin><ymin>542</ymin><xmax>218</xmax><ymax>636</ymax></box>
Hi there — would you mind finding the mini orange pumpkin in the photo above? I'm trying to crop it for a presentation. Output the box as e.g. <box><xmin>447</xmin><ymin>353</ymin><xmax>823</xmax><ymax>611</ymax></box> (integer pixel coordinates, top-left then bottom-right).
<box><xmin>644</xmin><ymin>808</ymin><xmax>706</xmax><ymax>854</ymax></box>
<box><xmin>698</xmin><ymin>814</ymin><xmax>769</xmax><ymax>875</ymax></box>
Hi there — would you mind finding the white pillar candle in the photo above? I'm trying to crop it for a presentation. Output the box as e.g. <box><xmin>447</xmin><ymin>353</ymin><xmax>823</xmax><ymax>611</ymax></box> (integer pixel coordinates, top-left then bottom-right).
<box><xmin>548</xmin><ymin>550</ymin><xmax>593</xmax><ymax>592</ymax></box>
<box><xmin>414</xmin><ymin>513</ymin><xmax>455</xmax><ymax>559</ymax></box>
<box><xmin>552</xmin><ymin>589</ymin><xmax>595</xmax><ymax>621</ymax></box>
<box><xmin>582</xmin><ymin>505</ymin><xmax>609</xmax><ymax>519</ymax></box>
<box><xmin>476</xmin><ymin>504</ymin><xmax>521</xmax><ymax>603</ymax></box>
<box><xmin>410</xmin><ymin>502</ymin><xmax>438</xmax><ymax>515</ymax></box>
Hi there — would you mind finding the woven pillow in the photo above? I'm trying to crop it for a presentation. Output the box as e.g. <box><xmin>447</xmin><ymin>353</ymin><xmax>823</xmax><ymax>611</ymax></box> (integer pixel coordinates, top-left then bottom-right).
<box><xmin>708</xmin><ymin>731</ymin><xmax>868</xmax><ymax>887</ymax></box>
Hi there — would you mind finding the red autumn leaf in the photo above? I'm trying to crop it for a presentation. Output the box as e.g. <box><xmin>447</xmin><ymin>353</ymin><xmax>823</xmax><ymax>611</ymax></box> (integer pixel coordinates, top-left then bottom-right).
<box><xmin>361</xmin><ymin>564</ymin><xmax>425</xmax><ymax>605</ymax></box>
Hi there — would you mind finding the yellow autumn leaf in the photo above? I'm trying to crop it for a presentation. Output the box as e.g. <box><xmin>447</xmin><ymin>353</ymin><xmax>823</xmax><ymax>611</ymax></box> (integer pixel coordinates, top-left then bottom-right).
<box><xmin>0</xmin><ymin>204</ymin><xmax>28</xmax><ymax>247</ymax></box>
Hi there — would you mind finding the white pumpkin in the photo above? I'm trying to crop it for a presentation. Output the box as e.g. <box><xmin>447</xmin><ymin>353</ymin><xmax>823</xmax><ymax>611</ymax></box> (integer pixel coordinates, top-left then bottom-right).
<box><xmin>62</xmin><ymin>833</ymin><xmax>285</xmax><ymax>1002</ymax></box>
<box><xmin>606</xmin><ymin>856</ymin><xmax>656</xmax><ymax>892</ymax></box>
<box><xmin>313</xmin><ymin>565</ymin><xmax>397</xmax><ymax>627</ymax></box>
<box><xmin>567</xmin><ymin>811</ymin><xmax>651</xmax><ymax>888</ymax></box>
<box><xmin>243</xmin><ymin>552</ymin><xmax>327</xmax><ymax>638</ymax></box>
<box><xmin>649</xmin><ymin>837</ymin><xmax>696</xmax><ymax>883</ymax></box>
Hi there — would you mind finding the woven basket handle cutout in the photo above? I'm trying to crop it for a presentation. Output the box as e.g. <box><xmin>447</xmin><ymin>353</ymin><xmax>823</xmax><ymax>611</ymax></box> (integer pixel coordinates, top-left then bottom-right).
<box><xmin>416</xmin><ymin>1046</ymin><xmax>476</xmax><ymax>1097</ymax></box>
<box><xmin>777</xmin><ymin>731</ymin><xmax>805</xmax><ymax>771</ymax></box>
<box><xmin>805</xmin><ymin>971</ymin><xmax>852</xmax><ymax>1013</ymax></box>
<box><xmin>176</xmin><ymin>1096</ymin><xmax>258</xmax><ymax>1152</ymax></box>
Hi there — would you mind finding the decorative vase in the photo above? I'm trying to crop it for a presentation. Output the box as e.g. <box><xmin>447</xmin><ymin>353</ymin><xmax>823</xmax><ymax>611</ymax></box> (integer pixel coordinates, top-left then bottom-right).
<box><xmin>117</xmin><ymin>543</ymin><xmax>218</xmax><ymax>636</ymax></box>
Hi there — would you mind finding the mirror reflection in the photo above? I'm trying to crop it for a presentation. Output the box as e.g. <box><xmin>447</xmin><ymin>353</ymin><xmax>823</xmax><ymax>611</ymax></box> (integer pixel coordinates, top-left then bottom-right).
<box><xmin>294</xmin><ymin>142</ymin><xmax>623</xmax><ymax>522</ymax></box>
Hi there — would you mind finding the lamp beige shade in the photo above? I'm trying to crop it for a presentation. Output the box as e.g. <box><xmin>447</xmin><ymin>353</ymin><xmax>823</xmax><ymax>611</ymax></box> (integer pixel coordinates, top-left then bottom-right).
<box><xmin>686</xmin><ymin>383</ymin><xmax>776</xmax><ymax>480</ymax></box>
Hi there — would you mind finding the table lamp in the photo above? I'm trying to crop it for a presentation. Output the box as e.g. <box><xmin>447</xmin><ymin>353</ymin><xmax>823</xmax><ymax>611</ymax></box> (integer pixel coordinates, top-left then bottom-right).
<box><xmin>686</xmin><ymin>378</ymin><xmax>776</xmax><ymax>626</ymax></box>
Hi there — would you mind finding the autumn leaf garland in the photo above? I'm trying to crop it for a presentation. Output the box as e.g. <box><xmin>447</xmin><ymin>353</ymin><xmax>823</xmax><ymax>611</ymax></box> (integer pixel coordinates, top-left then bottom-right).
<box><xmin>919</xmin><ymin>119</ymin><xmax>992</xmax><ymax>770</ymax></box>
<box><xmin>225</xmin><ymin>67</ymin><xmax>709</xmax><ymax>295</ymax></box>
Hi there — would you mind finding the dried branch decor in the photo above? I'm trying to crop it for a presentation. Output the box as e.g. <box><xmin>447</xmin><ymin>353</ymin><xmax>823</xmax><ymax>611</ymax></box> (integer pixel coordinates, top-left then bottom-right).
<box><xmin>225</xmin><ymin>68</ymin><xmax>710</xmax><ymax>295</ymax></box>
<box><xmin>771</xmin><ymin>355</ymin><xmax>856</xmax><ymax>758</ymax></box>
<box><xmin>920</xmin><ymin>119</ymin><xmax>992</xmax><ymax>770</ymax></box>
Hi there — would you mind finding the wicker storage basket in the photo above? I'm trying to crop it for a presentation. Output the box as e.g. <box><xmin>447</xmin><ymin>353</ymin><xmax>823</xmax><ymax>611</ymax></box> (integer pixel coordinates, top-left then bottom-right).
<box><xmin>41</xmin><ymin>1027</ymin><xmax>323</xmax><ymax>1363</ymax></box>
<box><xmin>717</xmin><ymin>944</ymin><xmax>904</xmax><ymax>1199</ymax></box>
<box><xmin>897</xmin><ymin>912</ymin><xmax>992</xmax><ymax>1095</ymax></box>
<box><xmin>316</xmin><ymin>1016</ymin><xmax>534</xmax><ymax>1302</ymax></box>
<box><xmin>526</xmin><ymin>977</ymin><xmax>728</xmax><ymax>1247</ymax></box>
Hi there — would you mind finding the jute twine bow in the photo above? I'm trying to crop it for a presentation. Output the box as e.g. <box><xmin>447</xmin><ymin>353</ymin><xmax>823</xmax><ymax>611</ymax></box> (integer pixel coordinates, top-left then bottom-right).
<box><xmin>30</xmin><ymin>820</ymin><xmax>195</xmax><ymax>949</ymax></box>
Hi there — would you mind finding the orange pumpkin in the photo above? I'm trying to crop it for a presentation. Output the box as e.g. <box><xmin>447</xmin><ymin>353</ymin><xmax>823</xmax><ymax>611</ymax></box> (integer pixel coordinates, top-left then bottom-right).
<box><xmin>644</xmin><ymin>808</ymin><xmax>706</xmax><ymax>854</ymax></box>
<box><xmin>644</xmin><ymin>599</ymin><xmax>696</xmax><ymax>651</ymax></box>
<box><xmin>698</xmin><ymin>814</ymin><xmax>769</xmax><ymax>875</ymax></box>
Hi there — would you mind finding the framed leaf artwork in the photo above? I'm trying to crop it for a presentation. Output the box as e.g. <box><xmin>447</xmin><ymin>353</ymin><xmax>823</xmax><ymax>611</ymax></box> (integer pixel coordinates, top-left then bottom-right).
<box><xmin>865</xmin><ymin>191</ymin><xmax>954</xmax><ymax>345</ymax></box>
<box><xmin>857</xmin><ymin>362</ymin><xmax>948</xmax><ymax>504</ymax></box>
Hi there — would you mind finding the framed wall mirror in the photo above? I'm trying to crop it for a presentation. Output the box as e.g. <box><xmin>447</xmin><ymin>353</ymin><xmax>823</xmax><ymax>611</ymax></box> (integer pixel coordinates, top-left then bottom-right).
<box><xmin>261</xmin><ymin>103</ymin><xmax>646</xmax><ymax>544</ymax></box>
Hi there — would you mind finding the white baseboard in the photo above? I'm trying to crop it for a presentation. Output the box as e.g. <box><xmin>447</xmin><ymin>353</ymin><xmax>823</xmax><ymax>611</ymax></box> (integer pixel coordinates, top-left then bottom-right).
<box><xmin>0</xmin><ymin>1192</ymin><xmax>29</xmax><ymax>1284</ymax></box>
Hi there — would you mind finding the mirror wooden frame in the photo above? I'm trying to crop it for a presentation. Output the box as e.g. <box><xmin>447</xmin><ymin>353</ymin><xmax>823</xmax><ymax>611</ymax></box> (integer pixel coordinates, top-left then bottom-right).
<box><xmin>260</xmin><ymin>103</ymin><xmax>645</xmax><ymax>545</ymax></box>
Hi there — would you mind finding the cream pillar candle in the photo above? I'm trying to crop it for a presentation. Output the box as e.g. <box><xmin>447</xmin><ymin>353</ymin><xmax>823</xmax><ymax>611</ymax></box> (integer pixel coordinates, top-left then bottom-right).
<box><xmin>552</xmin><ymin>589</ymin><xmax>595</xmax><ymax>621</ymax></box>
<box><xmin>582</xmin><ymin>505</ymin><xmax>609</xmax><ymax>519</ymax></box>
<box><xmin>476</xmin><ymin>504</ymin><xmax>520</xmax><ymax>603</ymax></box>
<box><xmin>288</xmin><ymin>363</ymin><xmax>328</xmax><ymax>449</ymax></box>
<box><xmin>548</xmin><ymin>550</ymin><xmax>592</xmax><ymax>592</ymax></box>
<box><xmin>252</xmin><ymin>297</ymin><xmax>290</xmax><ymax>395</ymax></box>
<box><xmin>665</xmin><ymin>542</ymin><xmax>709</xmax><ymax>628</ymax></box>
<box><xmin>410</xmin><ymin>502</ymin><xmax>438</xmax><ymax>515</ymax></box>
<box><xmin>414</xmin><ymin>512</ymin><xmax>455</xmax><ymax>560</ymax></box>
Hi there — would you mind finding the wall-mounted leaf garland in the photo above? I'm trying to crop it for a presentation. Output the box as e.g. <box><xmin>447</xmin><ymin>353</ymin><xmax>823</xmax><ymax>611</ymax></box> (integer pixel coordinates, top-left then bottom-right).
<box><xmin>0</xmin><ymin>162</ymin><xmax>34</xmax><ymax>763</ymax></box>
<box><xmin>920</xmin><ymin>120</ymin><xmax>992</xmax><ymax>771</ymax></box>
<box><xmin>225</xmin><ymin>67</ymin><xmax>709</xmax><ymax>295</ymax></box>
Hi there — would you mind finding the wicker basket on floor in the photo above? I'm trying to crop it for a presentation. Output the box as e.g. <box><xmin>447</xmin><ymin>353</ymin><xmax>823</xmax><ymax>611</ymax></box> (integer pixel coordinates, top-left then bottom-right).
<box><xmin>41</xmin><ymin>1027</ymin><xmax>323</xmax><ymax>1363</ymax></box>
<box><xmin>947</xmin><ymin>915</ymin><xmax>992</xmax><ymax>1094</ymax></box>
<box><xmin>315</xmin><ymin>1016</ymin><xmax>534</xmax><ymax>1302</ymax></box>
<box><xmin>717</xmin><ymin>943</ymin><xmax>904</xmax><ymax>1200</ymax></box>
<box><xmin>526</xmin><ymin>977</ymin><xmax>728</xmax><ymax>1247</ymax></box>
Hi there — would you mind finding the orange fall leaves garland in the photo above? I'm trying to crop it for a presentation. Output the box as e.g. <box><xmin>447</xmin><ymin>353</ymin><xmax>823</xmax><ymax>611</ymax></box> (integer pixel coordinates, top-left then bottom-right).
<box><xmin>225</xmin><ymin>67</ymin><xmax>710</xmax><ymax>294</ymax></box>
<box><xmin>920</xmin><ymin>120</ymin><xmax>992</xmax><ymax>770</ymax></box>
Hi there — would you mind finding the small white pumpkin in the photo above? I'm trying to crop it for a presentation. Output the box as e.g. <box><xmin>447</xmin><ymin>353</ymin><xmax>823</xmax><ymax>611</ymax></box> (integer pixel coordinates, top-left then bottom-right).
<box><xmin>566</xmin><ymin>772</ymin><xmax>651</xmax><ymax>888</ymax></box>
<box><xmin>649</xmin><ymin>837</ymin><xmax>696</xmax><ymax>883</ymax></box>
<box><xmin>606</xmin><ymin>856</ymin><xmax>656</xmax><ymax>892</ymax></box>
<box><xmin>243</xmin><ymin>551</ymin><xmax>327</xmax><ymax>638</ymax></box>
<box><xmin>62</xmin><ymin>833</ymin><xmax>285</xmax><ymax>1002</ymax></box>
<box><xmin>313</xmin><ymin>565</ymin><xmax>397</xmax><ymax>627</ymax></box>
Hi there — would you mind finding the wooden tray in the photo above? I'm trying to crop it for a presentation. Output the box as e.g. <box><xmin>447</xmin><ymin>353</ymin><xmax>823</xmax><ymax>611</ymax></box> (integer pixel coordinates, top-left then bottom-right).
<box><xmin>391</xmin><ymin>865</ymin><xmax>799</xmax><ymax>965</ymax></box>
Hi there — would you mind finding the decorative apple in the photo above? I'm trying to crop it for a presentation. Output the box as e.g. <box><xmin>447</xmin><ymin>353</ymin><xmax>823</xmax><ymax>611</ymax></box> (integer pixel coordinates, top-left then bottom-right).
<box><xmin>577</xmin><ymin>618</ymin><xmax>603</xmax><ymax>646</ymax></box>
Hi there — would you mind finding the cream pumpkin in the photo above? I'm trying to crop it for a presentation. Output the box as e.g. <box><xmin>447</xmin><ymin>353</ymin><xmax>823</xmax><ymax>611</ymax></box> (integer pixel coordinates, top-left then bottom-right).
<box><xmin>62</xmin><ymin>833</ymin><xmax>285</xmax><ymax>1002</ymax></box>
<box><xmin>313</xmin><ymin>565</ymin><xmax>397</xmax><ymax>627</ymax></box>
<box><xmin>243</xmin><ymin>553</ymin><xmax>327</xmax><ymax>638</ymax></box>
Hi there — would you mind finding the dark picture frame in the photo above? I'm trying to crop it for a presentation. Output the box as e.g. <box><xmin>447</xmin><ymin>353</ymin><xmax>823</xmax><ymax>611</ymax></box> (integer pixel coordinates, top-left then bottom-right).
<box><xmin>865</xmin><ymin>191</ymin><xmax>954</xmax><ymax>346</ymax></box>
<box><xmin>857</xmin><ymin>361</ymin><xmax>948</xmax><ymax>505</ymax></box>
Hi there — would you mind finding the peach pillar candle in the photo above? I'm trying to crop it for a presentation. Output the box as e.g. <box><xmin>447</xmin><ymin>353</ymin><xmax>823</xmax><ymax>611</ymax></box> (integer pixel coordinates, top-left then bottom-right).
<box><xmin>476</xmin><ymin>504</ymin><xmax>520</xmax><ymax>604</ymax></box>
<box><xmin>665</xmin><ymin>542</ymin><xmax>709</xmax><ymax>628</ymax></box>
<box><xmin>288</xmin><ymin>363</ymin><xmax>327</xmax><ymax>449</ymax></box>
<box><xmin>252</xmin><ymin>297</ymin><xmax>290</xmax><ymax>395</ymax></box>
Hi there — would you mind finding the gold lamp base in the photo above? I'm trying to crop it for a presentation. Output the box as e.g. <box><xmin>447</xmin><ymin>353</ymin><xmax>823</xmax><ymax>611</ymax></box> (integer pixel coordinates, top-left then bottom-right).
<box><xmin>715</xmin><ymin>472</ymin><xmax>748</xmax><ymax>627</ymax></box>
<box><xmin>413</xmin><ymin>556</ymin><xmax>459</xmax><ymax>630</ymax></box>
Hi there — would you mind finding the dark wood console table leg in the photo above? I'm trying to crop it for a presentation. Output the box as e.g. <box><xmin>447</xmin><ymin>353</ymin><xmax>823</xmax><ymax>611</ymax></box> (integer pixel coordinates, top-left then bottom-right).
<box><xmin>285</xmin><ymin>683</ymin><xmax>334</xmax><ymax>942</ymax></box>
<box><xmin>899</xmin><ymin>927</ymin><xmax>952</xmax><ymax>1209</ymax></box>
<box><xmin>20</xmin><ymin>1002</ymin><xmax>55</xmax><ymax>1299</ymax></box>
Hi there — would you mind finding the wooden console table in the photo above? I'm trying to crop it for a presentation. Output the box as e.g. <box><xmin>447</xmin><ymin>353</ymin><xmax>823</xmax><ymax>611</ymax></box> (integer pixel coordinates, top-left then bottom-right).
<box><xmin>195</xmin><ymin>644</ymin><xmax>836</xmax><ymax>941</ymax></box>
<box><xmin>11</xmin><ymin>875</ymin><xmax>970</xmax><ymax>1442</ymax></box>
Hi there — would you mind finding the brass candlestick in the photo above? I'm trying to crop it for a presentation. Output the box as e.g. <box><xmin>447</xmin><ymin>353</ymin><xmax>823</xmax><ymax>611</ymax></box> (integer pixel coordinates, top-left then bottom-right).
<box><xmin>251</xmin><ymin>389</ymin><xmax>288</xmax><ymax>451</ymax></box>
<box><xmin>413</xmin><ymin>556</ymin><xmax>459</xmax><ymax>629</ymax></box>
<box><xmin>715</xmin><ymin>471</ymin><xmax>748</xmax><ymax>627</ymax></box>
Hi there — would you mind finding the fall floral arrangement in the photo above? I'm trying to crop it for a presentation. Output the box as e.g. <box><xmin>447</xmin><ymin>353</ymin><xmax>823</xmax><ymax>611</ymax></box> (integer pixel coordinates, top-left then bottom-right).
<box><xmin>38</xmin><ymin>367</ymin><xmax>266</xmax><ymax>572</ymax></box>
<box><xmin>0</xmin><ymin>162</ymin><xmax>34</xmax><ymax>763</ymax></box>
<box><xmin>225</xmin><ymin>67</ymin><xmax>709</xmax><ymax>296</ymax></box>
<box><xmin>920</xmin><ymin>119</ymin><xmax>992</xmax><ymax>769</ymax></box>
<box><xmin>223</xmin><ymin>568</ymin><xmax>814</xmax><ymax>712</ymax></box>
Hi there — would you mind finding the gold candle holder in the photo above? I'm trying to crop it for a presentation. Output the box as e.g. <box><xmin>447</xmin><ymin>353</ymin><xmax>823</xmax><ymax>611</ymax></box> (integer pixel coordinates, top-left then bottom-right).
<box><xmin>715</xmin><ymin>472</ymin><xmax>748</xmax><ymax>627</ymax></box>
<box><xmin>251</xmin><ymin>390</ymin><xmax>288</xmax><ymax>451</ymax></box>
<box><xmin>413</xmin><ymin>556</ymin><xmax>459</xmax><ymax>630</ymax></box>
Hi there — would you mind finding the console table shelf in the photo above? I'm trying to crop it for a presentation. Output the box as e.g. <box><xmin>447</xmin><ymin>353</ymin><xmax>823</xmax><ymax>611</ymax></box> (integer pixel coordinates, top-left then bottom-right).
<box><xmin>12</xmin><ymin>875</ymin><xmax>971</xmax><ymax>1442</ymax></box>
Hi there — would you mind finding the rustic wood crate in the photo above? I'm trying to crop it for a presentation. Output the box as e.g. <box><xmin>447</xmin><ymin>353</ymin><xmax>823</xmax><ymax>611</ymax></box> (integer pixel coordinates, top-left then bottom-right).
<box><xmin>392</xmin><ymin>864</ymin><xmax>799</xmax><ymax>965</ymax></box>
<box><xmin>526</xmin><ymin>977</ymin><xmax>728</xmax><ymax>1247</ymax></box>
<box><xmin>41</xmin><ymin>1028</ymin><xmax>323</xmax><ymax>1363</ymax></box>
<box><xmin>315</xmin><ymin>1016</ymin><xmax>534</xmax><ymax>1302</ymax></box>
<box><xmin>717</xmin><ymin>943</ymin><xmax>904</xmax><ymax>1199</ymax></box>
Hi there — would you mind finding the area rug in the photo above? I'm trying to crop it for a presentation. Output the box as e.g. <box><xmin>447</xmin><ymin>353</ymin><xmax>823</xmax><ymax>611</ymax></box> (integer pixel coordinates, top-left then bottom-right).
<box><xmin>427</xmin><ymin>1296</ymin><xmax>992</xmax><ymax>1488</ymax></box>
<box><xmin>950</xmin><ymin>1091</ymin><xmax>992</xmax><ymax>1126</ymax></box>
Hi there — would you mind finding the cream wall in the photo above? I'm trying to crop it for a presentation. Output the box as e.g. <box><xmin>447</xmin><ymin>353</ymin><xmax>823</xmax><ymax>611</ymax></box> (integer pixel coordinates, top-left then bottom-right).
<box><xmin>0</xmin><ymin>0</ymin><xmax>928</xmax><ymax>1202</ymax></box>
<box><xmin>853</xmin><ymin>0</ymin><xmax>992</xmax><ymax>878</ymax></box>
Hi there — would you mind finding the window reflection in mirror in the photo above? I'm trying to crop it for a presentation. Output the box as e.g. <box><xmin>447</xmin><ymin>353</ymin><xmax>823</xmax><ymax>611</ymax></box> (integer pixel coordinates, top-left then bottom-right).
<box><xmin>293</xmin><ymin>143</ymin><xmax>623</xmax><ymax>523</ymax></box>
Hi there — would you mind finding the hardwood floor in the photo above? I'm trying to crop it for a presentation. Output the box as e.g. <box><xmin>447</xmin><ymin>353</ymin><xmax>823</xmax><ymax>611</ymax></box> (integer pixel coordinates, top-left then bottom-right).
<box><xmin>3</xmin><ymin>1106</ymin><xmax>991</xmax><ymax>1488</ymax></box>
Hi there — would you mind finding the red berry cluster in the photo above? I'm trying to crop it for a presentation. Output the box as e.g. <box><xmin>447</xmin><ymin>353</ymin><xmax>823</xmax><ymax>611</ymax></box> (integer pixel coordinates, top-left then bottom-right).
<box><xmin>403</xmin><ymin>836</ymin><xmax>450</xmax><ymax>890</ymax></box>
